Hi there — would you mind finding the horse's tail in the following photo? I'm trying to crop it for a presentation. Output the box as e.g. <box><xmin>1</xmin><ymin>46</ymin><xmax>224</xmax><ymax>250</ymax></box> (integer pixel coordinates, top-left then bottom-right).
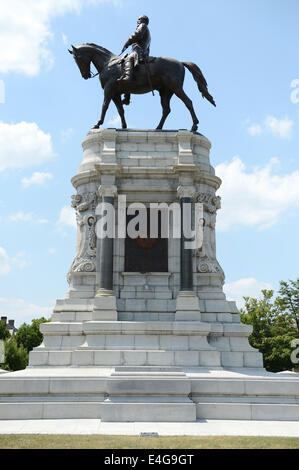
<box><xmin>183</xmin><ymin>62</ymin><xmax>216</xmax><ymax>107</ymax></box>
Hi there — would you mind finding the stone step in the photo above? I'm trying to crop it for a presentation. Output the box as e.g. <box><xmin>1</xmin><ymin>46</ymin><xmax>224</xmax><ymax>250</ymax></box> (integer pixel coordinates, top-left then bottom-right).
<box><xmin>29</xmin><ymin>349</ymin><xmax>222</xmax><ymax>367</ymax></box>
<box><xmin>0</xmin><ymin>401</ymin><xmax>102</xmax><ymax>420</ymax></box>
<box><xmin>196</xmin><ymin>402</ymin><xmax>299</xmax><ymax>421</ymax></box>
<box><xmin>100</xmin><ymin>399</ymin><xmax>197</xmax><ymax>422</ymax></box>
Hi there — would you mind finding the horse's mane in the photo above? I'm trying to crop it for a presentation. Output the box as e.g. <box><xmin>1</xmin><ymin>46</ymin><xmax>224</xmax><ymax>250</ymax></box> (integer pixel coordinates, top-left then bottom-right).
<box><xmin>82</xmin><ymin>43</ymin><xmax>116</xmax><ymax>59</ymax></box>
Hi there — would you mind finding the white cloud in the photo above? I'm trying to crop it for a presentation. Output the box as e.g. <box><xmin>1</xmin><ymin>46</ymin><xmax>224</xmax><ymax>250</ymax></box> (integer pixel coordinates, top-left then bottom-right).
<box><xmin>0</xmin><ymin>121</ymin><xmax>55</xmax><ymax>172</ymax></box>
<box><xmin>216</xmin><ymin>157</ymin><xmax>299</xmax><ymax>231</ymax></box>
<box><xmin>0</xmin><ymin>248</ymin><xmax>11</xmax><ymax>276</ymax></box>
<box><xmin>21</xmin><ymin>172</ymin><xmax>53</xmax><ymax>188</ymax></box>
<box><xmin>264</xmin><ymin>116</ymin><xmax>293</xmax><ymax>139</ymax></box>
<box><xmin>246</xmin><ymin>116</ymin><xmax>293</xmax><ymax>139</ymax></box>
<box><xmin>58</xmin><ymin>206</ymin><xmax>76</xmax><ymax>228</ymax></box>
<box><xmin>247</xmin><ymin>124</ymin><xmax>262</xmax><ymax>136</ymax></box>
<box><xmin>12</xmin><ymin>251</ymin><xmax>31</xmax><ymax>270</ymax></box>
<box><xmin>9</xmin><ymin>212</ymin><xmax>33</xmax><ymax>223</ymax></box>
<box><xmin>0</xmin><ymin>297</ymin><xmax>52</xmax><ymax>327</ymax></box>
<box><xmin>0</xmin><ymin>0</ymin><xmax>121</xmax><ymax>76</ymax></box>
<box><xmin>9</xmin><ymin>212</ymin><xmax>48</xmax><ymax>225</ymax></box>
<box><xmin>61</xmin><ymin>128</ymin><xmax>73</xmax><ymax>142</ymax></box>
<box><xmin>0</xmin><ymin>80</ymin><xmax>5</xmax><ymax>104</ymax></box>
<box><xmin>62</xmin><ymin>33</ymin><xmax>68</xmax><ymax>45</ymax></box>
<box><xmin>224</xmin><ymin>278</ymin><xmax>273</xmax><ymax>309</ymax></box>
<box><xmin>0</xmin><ymin>247</ymin><xmax>31</xmax><ymax>276</ymax></box>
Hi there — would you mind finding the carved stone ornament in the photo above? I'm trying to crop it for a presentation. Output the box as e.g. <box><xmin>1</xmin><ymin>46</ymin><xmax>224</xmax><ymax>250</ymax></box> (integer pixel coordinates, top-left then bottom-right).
<box><xmin>197</xmin><ymin>193</ymin><xmax>221</xmax><ymax>213</ymax></box>
<box><xmin>197</xmin><ymin>256</ymin><xmax>224</xmax><ymax>276</ymax></box>
<box><xmin>67</xmin><ymin>192</ymin><xmax>98</xmax><ymax>283</ymax></box>
<box><xmin>71</xmin><ymin>192</ymin><xmax>97</xmax><ymax>213</ymax></box>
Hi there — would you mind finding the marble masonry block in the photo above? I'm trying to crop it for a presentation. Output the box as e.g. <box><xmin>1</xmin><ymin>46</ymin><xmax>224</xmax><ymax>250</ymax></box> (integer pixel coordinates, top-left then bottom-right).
<box><xmin>105</xmin><ymin>334</ymin><xmax>134</xmax><ymax>350</ymax></box>
<box><xmin>201</xmin><ymin>313</ymin><xmax>217</xmax><ymax>322</ymax></box>
<box><xmin>29</xmin><ymin>351</ymin><xmax>49</xmax><ymax>366</ymax></box>
<box><xmin>123</xmin><ymin>351</ymin><xmax>147</xmax><ymax>365</ymax></box>
<box><xmin>174</xmin><ymin>351</ymin><xmax>199</xmax><ymax>366</ymax></box>
<box><xmin>209</xmin><ymin>336</ymin><xmax>231</xmax><ymax>351</ymax></box>
<box><xmin>251</xmin><ymin>404</ymin><xmax>299</xmax><ymax>421</ymax></box>
<box><xmin>72</xmin><ymin>350</ymin><xmax>94</xmax><ymax>366</ymax></box>
<box><xmin>175</xmin><ymin>291</ymin><xmax>201</xmax><ymax>321</ymax></box>
<box><xmin>125</xmin><ymin>299</ymin><xmax>146</xmax><ymax>312</ymax></box>
<box><xmin>106</xmin><ymin>378</ymin><xmax>191</xmax><ymax>396</ymax></box>
<box><xmin>83</xmin><ymin>334</ymin><xmax>106</xmax><ymax>348</ymax></box>
<box><xmin>42</xmin><ymin>335</ymin><xmax>63</xmax><ymax>349</ymax></box>
<box><xmin>134</xmin><ymin>335</ymin><xmax>160</xmax><ymax>350</ymax></box>
<box><xmin>147</xmin><ymin>351</ymin><xmax>174</xmax><ymax>366</ymax></box>
<box><xmin>160</xmin><ymin>335</ymin><xmax>189</xmax><ymax>351</ymax></box>
<box><xmin>244</xmin><ymin>352</ymin><xmax>264</xmax><ymax>368</ymax></box>
<box><xmin>221</xmin><ymin>352</ymin><xmax>244</xmax><ymax>367</ymax></box>
<box><xmin>48</xmin><ymin>351</ymin><xmax>72</xmax><ymax>366</ymax></box>
<box><xmin>59</xmin><ymin>312</ymin><xmax>76</xmax><ymax>322</ymax></box>
<box><xmin>217</xmin><ymin>313</ymin><xmax>233</xmax><ymax>323</ymax></box>
<box><xmin>61</xmin><ymin>335</ymin><xmax>86</xmax><ymax>349</ymax></box>
<box><xmin>228</xmin><ymin>301</ymin><xmax>239</xmax><ymax>314</ymax></box>
<box><xmin>100</xmin><ymin>402</ymin><xmax>196</xmax><ymax>422</ymax></box>
<box><xmin>147</xmin><ymin>299</ymin><xmax>169</xmax><ymax>312</ymax></box>
<box><xmin>196</xmin><ymin>403</ymin><xmax>252</xmax><ymax>421</ymax></box>
<box><xmin>198</xmin><ymin>351</ymin><xmax>221</xmax><ymax>367</ymax></box>
<box><xmin>74</xmin><ymin>312</ymin><xmax>93</xmax><ymax>321</ymax></box>
<box><xmin>93</xmin><ymin>294</ymin><xmax>118</xmax><ymax>321</ymax></box>
<box><xmin>229</xmin><ymin>337</ymin><xmax>257</xmax><ymax>352</ymax></box>
<box><xmin>205</xmin><ymin>300</ymin><xmax>231</xmax><ymax>313</ymax></box>
<box><xmin>94</xmin><ymin>350</ymin><xmax>121</xmax><ymax>366</ymax></box>
<box><xmin>189</xmin><ymin>335</ymin><xmax>214</xmax><ymax>351</ymax></box>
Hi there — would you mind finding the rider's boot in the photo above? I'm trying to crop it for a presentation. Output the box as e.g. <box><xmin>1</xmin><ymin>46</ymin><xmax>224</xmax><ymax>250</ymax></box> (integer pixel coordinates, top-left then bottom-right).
<box><xmin>117</xmin><ymin>58</ymin><xmax>133</xmax><ymax>82</ymax></box>
<box><xmin>122</xmin><ymin>94</ymin><xmax>131</xmax><ymax>105</ymax></box>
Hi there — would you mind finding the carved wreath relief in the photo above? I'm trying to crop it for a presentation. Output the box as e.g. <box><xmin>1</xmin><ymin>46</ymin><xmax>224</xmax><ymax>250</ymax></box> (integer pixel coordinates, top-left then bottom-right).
<box><xmin>67</xmin><ymin>192</ymin><xmax>98</xmax><ymax>283</ymax></box>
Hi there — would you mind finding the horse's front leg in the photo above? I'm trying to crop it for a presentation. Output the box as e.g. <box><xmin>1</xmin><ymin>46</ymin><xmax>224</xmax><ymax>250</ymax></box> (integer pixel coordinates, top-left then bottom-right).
<box><xmin>112</xmin><ymin>95</ymin><xmax>127</xmax><ymax>129</ymax></box>
<box><xmin>92</xmin><ymin>82</ymin><xmax>114</xmax><ymax>129</ymax></box>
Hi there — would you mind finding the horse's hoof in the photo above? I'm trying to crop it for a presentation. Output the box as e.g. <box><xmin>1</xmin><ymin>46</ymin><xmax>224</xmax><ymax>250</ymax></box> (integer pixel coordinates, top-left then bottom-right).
<box><xmin>191</xmin><ymin>124</ymin><xmax>198</xmax><ymax>132</ymax></box>
<box><xmin>122</xmin><ymin>124</ymin><xmax>127</xmax><ymax>129</ymax></box>
<box><xmin>92</xmin><ymin>124</ymin><xmax>100</xmax><ymax>130</ymax></box>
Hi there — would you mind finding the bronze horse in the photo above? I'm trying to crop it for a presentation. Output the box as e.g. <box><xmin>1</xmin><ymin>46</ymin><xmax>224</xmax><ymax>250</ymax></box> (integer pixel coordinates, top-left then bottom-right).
<box><xmin>69</xmin><ymin>43</ymin><xmax>216</xmax><ymax>132</ymax></box>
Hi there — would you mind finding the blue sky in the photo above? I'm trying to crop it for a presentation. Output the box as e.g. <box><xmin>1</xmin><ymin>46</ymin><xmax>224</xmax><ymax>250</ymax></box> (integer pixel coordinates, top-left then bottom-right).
<box><xmin>0</xmin><ymin>0</ymin><xmax>298</xmax><ymax>326</ymax></box>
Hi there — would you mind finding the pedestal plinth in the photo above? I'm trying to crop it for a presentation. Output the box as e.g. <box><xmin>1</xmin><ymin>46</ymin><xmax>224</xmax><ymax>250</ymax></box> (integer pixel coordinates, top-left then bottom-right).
<box><xmin>1</xmin><ymin>129</ymin><xmax>299</xmax><ymax>423</ymax></box>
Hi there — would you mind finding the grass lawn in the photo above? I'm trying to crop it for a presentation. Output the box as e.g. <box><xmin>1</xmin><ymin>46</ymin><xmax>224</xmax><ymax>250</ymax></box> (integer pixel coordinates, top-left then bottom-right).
<box><xmin>0</xmin><ymin>435</ymin><xmax>299</xmax><ymax>449</ymax></box>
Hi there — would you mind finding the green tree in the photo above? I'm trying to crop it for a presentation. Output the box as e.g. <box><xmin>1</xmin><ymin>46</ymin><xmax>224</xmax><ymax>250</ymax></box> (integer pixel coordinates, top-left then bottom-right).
<box><xmin>15</xmin><ymin>317</ymin><xmax>50</xmax><ymax>354</ymax></box>
<box><xmin>240</xmin><ymin>287</ymin><xmax>299</xmax><ymax>372</ymax></box>
<box><xmin>276</xmin><ymin>279</ymin><xmax>299</xmax><ymax>331</ymax></box>
<box><xmin>0</xmin><ymin>321</ymin><xmax>10</xmax><ymax>341</ymax></box>
<box><xmin>4</xmin><ymin>337</ymin><xmax>28</xmax><ymax>371</ymax></box>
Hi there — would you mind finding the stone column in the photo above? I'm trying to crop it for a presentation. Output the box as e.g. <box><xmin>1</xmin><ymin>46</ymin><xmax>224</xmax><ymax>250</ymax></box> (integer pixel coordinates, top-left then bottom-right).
<box><xmin>175</xmin><ymin>185</ymin><xmax>201</xmax><ymax>321</ymax></box>
<box><xmin>93</xmin><ymin>184</ymin><xmax>118</xmax><ymax>321</ymax></box>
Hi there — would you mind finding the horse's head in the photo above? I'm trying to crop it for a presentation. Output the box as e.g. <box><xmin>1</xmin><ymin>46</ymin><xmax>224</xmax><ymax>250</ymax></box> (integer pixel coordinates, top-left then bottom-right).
<box><xmin>68</xmin><ymin>45</ymin><xmax>91</xmax><ymax>80</ymax></box>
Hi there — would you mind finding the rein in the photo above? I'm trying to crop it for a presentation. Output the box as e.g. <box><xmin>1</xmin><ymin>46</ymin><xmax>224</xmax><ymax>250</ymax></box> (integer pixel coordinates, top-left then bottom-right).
<box><xmin>89</xmin><ymin>71</ymin><xmax>100</xmax><ymax>79</ymax></box>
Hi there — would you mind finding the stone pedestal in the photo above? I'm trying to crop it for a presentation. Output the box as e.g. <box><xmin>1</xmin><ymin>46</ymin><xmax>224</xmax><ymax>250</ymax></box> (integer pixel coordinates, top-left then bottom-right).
<box><xmin>0</xmin><ymin>129</ymin><xmax>299</xmax><ymax>422</ymax></box>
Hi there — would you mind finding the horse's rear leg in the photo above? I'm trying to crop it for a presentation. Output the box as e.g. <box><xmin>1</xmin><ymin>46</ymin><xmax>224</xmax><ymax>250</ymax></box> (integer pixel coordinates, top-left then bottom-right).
<box><xmin>113</xmin><ymin>95</ymin><xmax>127</xmax><ymax>129</ymax></box>
<box><xmin>174</xmin><ymin>87</ymin><xmax>199</xmax><ymax>132</ymax></box>
<box><xmin>156</xmin><ymin>90</ymin><xmax>173</xmax><ymax>130</ymax></box>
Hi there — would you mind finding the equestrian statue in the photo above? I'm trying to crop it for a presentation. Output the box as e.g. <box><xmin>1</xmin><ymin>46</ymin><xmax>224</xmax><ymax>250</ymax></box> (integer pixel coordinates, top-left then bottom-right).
<box><xmin>69</xmin><ymin>15</ymin><xmax>216</xmax><ymax>132</ymax></box>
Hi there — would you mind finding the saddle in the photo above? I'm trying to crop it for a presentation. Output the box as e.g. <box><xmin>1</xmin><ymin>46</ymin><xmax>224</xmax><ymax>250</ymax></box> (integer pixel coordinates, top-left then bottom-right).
<box><xmin>108</xmin><ymin>55</ymin><xmax>156</xmax><ymax>69</ymax></box>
